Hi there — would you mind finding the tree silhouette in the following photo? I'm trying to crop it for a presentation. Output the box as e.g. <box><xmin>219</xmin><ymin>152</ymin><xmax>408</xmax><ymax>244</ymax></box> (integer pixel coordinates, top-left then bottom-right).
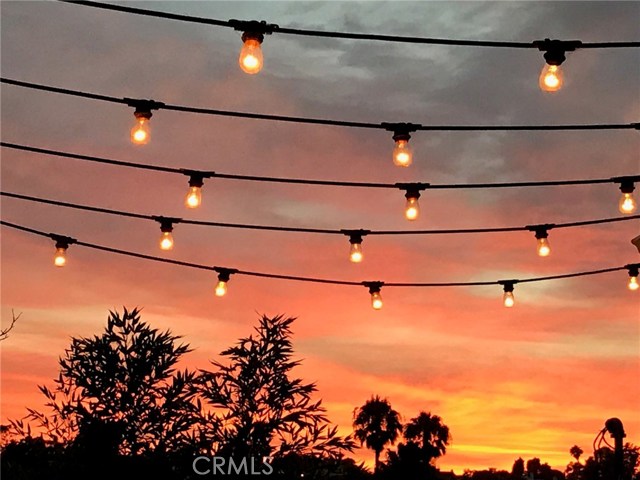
<box><xmin>570</xmin><ymin>445</ymin><xmax>583</xmax><ymax>463</ymax></box>
<box><xmin>383</xmin><ymin>441</ymin><xmax>438</xmax><ymax>480</ymax></box>
<box><xmin>511</xmin><ymin>457</ymin><xmax>525</xmax><ymax>479</ymax></box>
<box><xmin>196</xmin><ymin>314</ymin><xmax>353</xmax><ymax>464</ymax></box>
<box><xmin>403</xmin><ymin>411</ymin><xmax>451</xmax><ymax>465</ymax></box>
<box><xmin>0</xmin><ymin>310</ymin><xmax>21</xmax><ymax>342</ymax></box>
<box><xmin>9</xmin><ymin>308</ymin><xmax>201</xmax><ymax>457</ymax></box>
<box><xmin>352</xmin><ymin>395</ymin><xmax>402</xmax><ymax>474</ymax></box>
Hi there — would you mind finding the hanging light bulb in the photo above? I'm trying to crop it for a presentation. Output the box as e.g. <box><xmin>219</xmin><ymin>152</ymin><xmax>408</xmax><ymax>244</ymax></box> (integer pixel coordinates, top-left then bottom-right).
<box><xmin>539</xmin><ymin>64</ymin><xmax>564</xmax><ymax>92</ymax></box>
<box><xmin>534</xmin><ymin>227</ymin><xmax>552</xmax><ymax>257</ymax></box>
<box><xmin>126</xmin><ymin>99</ymin><xmax>164</xmax><ymax>145</ymax></box>
<box><xmin>131</xmin><ymin>113</ymin><xmax>151</xmax><ymax>145</ymax></box>
<box><xmin>382</xmin><ymin>123</ymin><xmax>420</xmax><ymax>167</ymax></box>
<box><xmin>392</xmin><ymin>133</ymin><xmax>413</xmax><ymax>167</ymax></box>
<box><xmin>54</xmin><ymin>241</ymin><xmax>68</xmax><ymax>267</ymax></box>
<box><xmin>627</xmin><ymin>265</ymin><xmax>639</xmax><ymax>291</ymax></box>
<box><xmin>54</xmin><ymin>246</ymin><xmax>67</xmax><ymax>267</ymax></box>
<box><xmin>534</xmin><ymin>39</ymin><xmax>580</xmax><ymax>93</ymax></box>
<box><xmin>185</xmin><ymin>175</ymin><xmax>204</xmax><ymax>209</ymax></box>
<box><xmin>500</xmin><ymin>281</ymin><xmax>516</xmax><ymax>308</ymax></box>
<box><xmin>349</xmin><ymin>242</ymin><xmax>363</xmax><ymax>263</ymax></box>
<box><xmin>239</xmin><ymin>32</ymin><xmax>264</xmax><ymax>74</ymax></box>
<box><xmin>160</xmin><ymin>232</ymin><xmax>174</xmax><ymax>251</ymax></box>
<box><xmin>214</xmin><ymin>269</ymin><xmax>234</xmax><ymax>297</ymax></box>
<box><xmin>343</xmin><ymin>230</ymin><xmax>369</xmax><ymax>264</ymax></box>
<box><xmin>618</xmin><ymin>180</ymin><xmax>637</xmax><ymax>214</ymax></box>
<box><xmin>397</xmin><ymin>183</ymin><xmax>428</xmax><ymax>221</ymax></box>
<box><xmin>156</xmin><ymin>218</ymin><xmax>176</xmax><ymax>251</ymax></box>
<box><xmin>50</xmin><ymin>235</ymin><xmax>75</xmax><ymax>267</ymax></box>
<box><xmin>404</xmin><ymin>190</ymin><xmax>420</xmax><ymax>221</ymax></box>
<box><xmin>365</xmin><ymin>282</ymin><xmax>384</xmax><ymax>310</ymax></box>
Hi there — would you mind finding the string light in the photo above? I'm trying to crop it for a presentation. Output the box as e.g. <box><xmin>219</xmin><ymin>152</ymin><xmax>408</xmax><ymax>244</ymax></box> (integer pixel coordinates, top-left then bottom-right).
<box><xmin>214</xmin><ymin>268</ymin><xmax>236</xmax><ymax>296</ymax></box>
<box><xmin>4</xmin><ymin>79</ymin><xmax>639</xmax><ymax>134</ymax></box>
<box><xmin>398</xmin><ymin>183</ymin><xmax>428</xmax><ymax>221</ymax></box>
<box><xmin>500</xmin><ymin>281</ymin><xmax>517</xmax><ymax>307</ymax></box>
<box><xmin>51</xmin><ymin>234</ymin><xmax>75</xmax><ymax>267</ymax></box>
<box><xmin>627</xmin><ymin>265</ymin><xmax>639</xmax><ymax>291</ymax></box>
<box><xmin>184</xmin><ymin>173</ymin><xmax>205</xmax><ymax>209</ymax></box>
<box><xmin>617</xmin><ymin>179</ymin><xmax>637</xmax><ymax>214</ymax></box>
<box><xmin>3</xmin><ymin>221</ymin><xmax>639</xmax><ymax>309</ymax></box>
<box><xmin>239</xmin><ymin>32</ymin><xmax>264</xmax><ymax>74</ymax></box>
<box><xmin>528</xmin><ymin>224</ymin><xmax>554</xmax><ymax>257</ymax></box>
<box><xmin>384</xmin><ymin>123</ymin><xmax>419</xmax><ymax>167</ymax></box>
<box><xmin>125</xmin><ymin>99</ymin><xmax>165</xmax><ymax>145</ymax></box>
<box><xmin>230</xmin><ymin>20</ymin><xmax>276</xmax><ymax>74</ymax></box>
<box><xmin>534</xmin><ymin>39</ymin><xmax>580</xmax><ymax>92</ymax></box>
<box><xmin>364</xmin><ymin>282</ymin><xmax>384</xmax><ymax>310</ymax></box>
<box><xmin>343</xmin><ymin>230</ymin><xmax>369</xmax><ymax>263</ymax></box>
<box><xmin>154</xmin><ymin>217</ymin><xmax>177</xmax><ymax>251</ymax></box>
<box><xmin>8</xmin><ymin>143</ymin><xmax>640</xmax><ymax>194</ymax></box>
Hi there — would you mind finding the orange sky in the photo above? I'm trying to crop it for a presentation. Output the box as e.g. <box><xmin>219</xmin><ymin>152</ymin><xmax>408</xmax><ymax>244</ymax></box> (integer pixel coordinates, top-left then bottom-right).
<box><xmin>1</xmin><ymin>1</ymin><xmax>639</xmax><ymax>475</ymax></box>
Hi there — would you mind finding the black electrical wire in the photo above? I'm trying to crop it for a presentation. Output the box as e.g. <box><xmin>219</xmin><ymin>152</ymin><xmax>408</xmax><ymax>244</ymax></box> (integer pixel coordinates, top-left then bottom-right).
<box><xmin>60</xmin><ymin>1</ymin><xmax>640</xmax><ymax>49</ymax></box>
<box><xmin>3</xmin><ymin>143</ymin><xmax>638</xmax><ymax>191</ymax></box>
<box><xmin>2</xmin><ymin>219</ymin><xmax>637</xmax><ymax>288</ymax></box>
<box><xmin>3</xmin><ymin>78</ymin><xmax>639</xmax><ymax>132</ymax></box>
<box><xmin>3</xmin><ymin>191</ymin><xmax>639</xmax><ymax>237</ymax></box>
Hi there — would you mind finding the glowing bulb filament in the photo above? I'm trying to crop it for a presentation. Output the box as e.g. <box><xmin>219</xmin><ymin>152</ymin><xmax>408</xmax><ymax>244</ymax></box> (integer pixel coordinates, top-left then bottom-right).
<box><xmin>349</xmin><ymin>243</ymin><xmax>363</xmax><ymax>263</ymax></box>
<box><xmin>371</xmin><ymin>291</ymin><xmax>383</xmax><ymax>310</ymax></box>
<box><xmin>393</xmin><ymin>139</ymin><xmax>413</xmax><ymax>167</ymax></box>
<box><xmin>239</xmin><ymin>35</ymin><xmax>264</xmax><ymax>74</ymax></box>
<box><xmin>619</xmin><ymin>193</ymin><xmax>637</xmax><ymax>214</ymax></box>
<box><xmin>160</xmin><ymin>231</ymin><xmax>174</xmax><ymax>251</ymax></box>
<box><xmin>185</xmin><ymin>186</ymin><xmax>202</xmax><ymax>209</ymax></box>
<box><xmin>503</xmin><ymin>291</ymin><xmax>515</xmax><ymax>308</ymax></box>
<box><xmin>537</xmin><ymin>237</ymin><xmax>551</xmax><ymax>257</ymax></box>
<box><xmin>131</xmin><ymin>117</ymin><xmax>150</xmax><ymax>145</ymax></box>
<box><xmin>215</xmin><ymin>280</ymin><xmax>228</xmax><ymax>297</ymax></box>
<box><xmin>54</xmin><ymin>247</ymin><xmax>67</xmax><ymax>267</ymax></box>
<box><xmin>405</xmin><ymin>196</ymin><xmax>420</xmax><ymax>221</ymax></box>
<box><xmin>539</xmin><ymin>64</ymin><xmax>564</xmax><ymax>92</ymax></box>
<box><xmin>628</xmin><ymin>276</ymin><xmax>639</xmax><ymax>291</ymax></box>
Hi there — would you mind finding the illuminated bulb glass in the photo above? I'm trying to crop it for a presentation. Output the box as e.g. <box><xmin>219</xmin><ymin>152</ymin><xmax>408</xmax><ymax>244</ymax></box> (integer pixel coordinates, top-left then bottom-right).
<box><xmin>619</xmin><ymin>193</ymin><xmax>637</xmax><ymax>214</ymax></box>
<box><xmin>185</xmin><ymin>186</ymin><xmax>202</xmax><ymax>208</ymax></box>
<box><xmin>539</xmin><ymin>64</ymin><xmax>563</xmax><ymax>92</ymax></box>
<box><xmin>537</xmin><ymin>237</ymin><xmax>551</xmax><ymax>257</ymax></box>
<box><xmin>392</xmin><ymin>140</ymin><xmax>413</xmax><ymax>167</ymax></box>
<box><xmin>405</xmin><ymin>197</ymin><xmax>420</xmax><ymax>221</ymax></box>
<box><xmin>349</xmin><ymin>243</ymin><xmax>363</xmax><ymax>263</ymax></box>
<box><xmin>239</xmin><ymin>38</ymin><xmax>263</xmax><ymax>74</ymax></box>
<box><xmin>371</xmin><ymin>291</ymin><xmax>383</xmax><ymax>310</ymax></box>
<box><xmin>54</xmin><ymin>247</ymin><xmax>67</xmax><ymax>267</ymax></box>
<box><xmin>159</xmin><ymin>231</ymin><xmax>174</xmax><ymax>251</ymax></box>
<box><xmin>503</xmin><ymin>291</ymin><xmax>515</xmax><ymax>308</ymax></box>
<box><xmin>131</xmin><ymin>117</ymin><xmax>150</xmax><ymax>145</ymax></box>
<box><xmin>215</xmin><ymin>280</ymin><xmax>228</xmax><ymax>297</ymax></box>
<box><xmin>628</xmin><ymin>276</ymin><xmax>639</xmax><ymax>291</ymax></box>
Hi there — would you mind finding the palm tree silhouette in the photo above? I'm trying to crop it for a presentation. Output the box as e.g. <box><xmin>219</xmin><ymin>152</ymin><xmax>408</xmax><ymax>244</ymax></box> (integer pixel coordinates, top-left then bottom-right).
<box><xmin>352</xmin><ymin>395</ymin><xmax>402</xmax><ymax>474</ymax></box>
<box><xmin>570</xmin><ymin>445</ymin><xmax>583</xmax><ymax>463</ymax></box>
<box><xmin>404</xmin><ymin>411</ymin><xmax>451</xmax><ymax>464</ymax></box>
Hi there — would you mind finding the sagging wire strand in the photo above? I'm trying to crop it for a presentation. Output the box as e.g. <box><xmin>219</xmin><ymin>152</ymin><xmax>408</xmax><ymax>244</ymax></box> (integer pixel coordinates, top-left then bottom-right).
<box><xmin>2</xmin><ymin>219</ymin><xmax>638</xmax><ymax>310</ymax></box>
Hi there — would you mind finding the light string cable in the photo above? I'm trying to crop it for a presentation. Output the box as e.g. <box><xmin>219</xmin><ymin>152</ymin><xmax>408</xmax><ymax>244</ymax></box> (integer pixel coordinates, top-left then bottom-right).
<box><xmin>60</xmin><ymin>1</ymin><xmax>640</xmax><ymax>49</ymax></box>
<box><xmin>2</xmin><ymin>78</ymin><xmax>639</xmax><ymax>132</ymax></box>
<box><xmin>3</xmin><ymin>191</ymin><xmax>639</xmax><ymax>237</ymax></box>
<box><xmin>3</xmin><ymin>142</ymin><xmax>639</xmax><ymax>191</ymax></box>
<box><xmin>2</xmin><ymin>219</ymin><xmax>637</xmax><ymax>288</ymax></box>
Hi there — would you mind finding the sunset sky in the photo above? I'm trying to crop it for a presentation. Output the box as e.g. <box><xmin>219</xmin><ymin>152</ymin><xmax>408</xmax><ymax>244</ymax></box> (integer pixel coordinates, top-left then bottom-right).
<box><xmin>1</xmin><ymin>1</ymin><xmax>639</xmax><ymax>474</ymax></box>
